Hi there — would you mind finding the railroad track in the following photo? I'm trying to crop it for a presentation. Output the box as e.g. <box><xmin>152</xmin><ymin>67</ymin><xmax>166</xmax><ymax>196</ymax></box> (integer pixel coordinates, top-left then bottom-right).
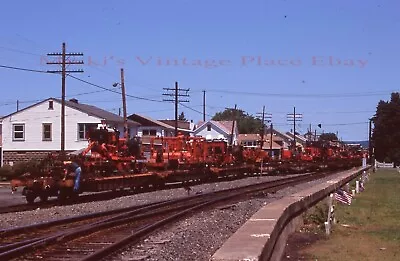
<box><xmin>0</xmin><ymin>170</ymin><xmax>339</xmax><ymax>261</ymax></box>
<box><xmin>0</xmin><ymin>169</ymin><xmax>308</xmax><ymax>215</ymax></box>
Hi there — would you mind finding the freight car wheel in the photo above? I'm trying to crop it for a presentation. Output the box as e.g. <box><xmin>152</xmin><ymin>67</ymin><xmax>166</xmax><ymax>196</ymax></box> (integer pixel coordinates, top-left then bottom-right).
<box><xmin>25</xmin><ymin>191</ymin><xmax>36</xmax><ymax>204</ymax></box>
<box><xmin>57</xmin><ymin>189</ymin><xmax>68</xmax><ymax>203</ymax></box>
<box><xmin>39</xmin><ymin>194</ymin><xmax>49</xmax><ymax>202</ymax></box>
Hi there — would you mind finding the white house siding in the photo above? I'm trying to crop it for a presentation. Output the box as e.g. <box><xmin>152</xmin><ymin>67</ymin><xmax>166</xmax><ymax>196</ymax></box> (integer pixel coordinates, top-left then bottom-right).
<box><xmin>194</xmin><ymin>123</ymin><xmax>237</xmax><ymax>144</ymax></box>
<box><xmin>115</xmin><ymin>125</ymin><xmax>139</xmax><ymax>138</ymax></box>
<box><xmin>2</xmin><ymin>100</ymin><xmax>101</xmax><ymax>152</ymax></box>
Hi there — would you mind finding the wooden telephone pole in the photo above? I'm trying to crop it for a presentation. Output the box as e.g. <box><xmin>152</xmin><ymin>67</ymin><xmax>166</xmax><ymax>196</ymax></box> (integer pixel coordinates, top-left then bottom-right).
<box><xmin>162</xmin><ymin>82</ymin><xmax>190</xmax><ymax>136</ymax></box>
<box><xmin>256</xmin><ymin>106</ymin><xmax>272</xmax><ymax>150</ymax></box>
<box><xmin>47</xmin><ymin>43</ymin><xmax>83</xmax><ymax>157</ymax></box>
<box><xmin>120</xmin><ymin>68</ymin><xmax>128</xmax><ymax>139</ymax></box>
<box><xmin>287</xmin><ymin>107</ymin><xmax>303</xmax><ymax>152</ymax></box>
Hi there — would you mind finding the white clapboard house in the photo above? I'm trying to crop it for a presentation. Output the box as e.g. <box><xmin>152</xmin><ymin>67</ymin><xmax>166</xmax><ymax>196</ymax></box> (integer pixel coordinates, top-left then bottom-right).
<box><xmin>0</xmin><ymin>98</ymin><xmax>140</xmax><ymax>166</ymax></box>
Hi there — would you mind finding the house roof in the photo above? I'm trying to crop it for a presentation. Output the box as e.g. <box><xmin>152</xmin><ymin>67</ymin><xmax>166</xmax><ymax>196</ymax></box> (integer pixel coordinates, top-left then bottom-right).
<box><xmin>58</xmin><ymin>99</ymin><xmax>140</xmax><ymax>125</ymax></box>
<box><xmin>128</xmin><ymin>114</ymin><xmax>174</xmax><ymax>130</ymax></box>
<box><xmin>266</xmin><ymin>127</ymin><xmax>292</xmax><ymax>141</ymax></box>
<box><xmin>1</xmin><ymin>98</ymin><xmax>140</xmax><ymax>126</ymax></box>
<box><xmin>196</xmin><ymin>120</ymin><xmax>238</xmax><ymax>135</ymax></box>
<box><xmin>159</xmin><ymin>119</ymin><xmax>191</xmax><ymax>130</ymax></box>
<box><xmin>262</xmin><ymin>140</ymin><xmax>282</xmax><ymax>150</ymax></box>
<box><xmin>238</xmin><ymin>134</ymin><xmax>261</xmax><ymax>142</ymax></box>
<box><xmin>237</xmin><ymin>134</ymin><xmax>282</xmax><ymax>149</ymax></box>
<box><xmin>285</xmin><ymin>132</ymin><xmax>308</xmax><ymax>142</ymax></box>
<box><xmin>238</xmin><ymin>133</ymin><xmax>284</xmax><ymax>143</ymax></box>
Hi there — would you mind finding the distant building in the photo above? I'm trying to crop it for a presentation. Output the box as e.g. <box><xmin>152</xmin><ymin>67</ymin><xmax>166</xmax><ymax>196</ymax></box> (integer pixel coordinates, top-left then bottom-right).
<box><xmin>158</xmin><ymin>119</ymin><xmax>195</xmax><ymax>136</ymax></box>
<box><xmin>193</xmin><ymin>120</ymin><xmax>239</xmax><ymax>145</ymax></box>
<box><xmin>265</xmin><ymin>127</ymin><xmax>303</xmax><ymax>149</ymax></box>
<box><xmin>1</xmin><ymin>98</ymin><xmax>140</xmax><ymax>166</ymax></box>
<box><xmin>238</xmin><ymin>133</ymin><xmax>283</xmax><ymax>158</ymax></box>
<box><xmin>128</xmin><ymin>114</ymin><xmax>176</xmax><ymax>138</ymax></box>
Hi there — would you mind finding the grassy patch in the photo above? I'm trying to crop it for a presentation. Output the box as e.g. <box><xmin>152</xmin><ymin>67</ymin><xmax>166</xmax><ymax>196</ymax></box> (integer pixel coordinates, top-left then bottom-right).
<box><xmin>300</xmin><ymin>169</ymin><xmax>400</xmax><ymax>261</ymax></box>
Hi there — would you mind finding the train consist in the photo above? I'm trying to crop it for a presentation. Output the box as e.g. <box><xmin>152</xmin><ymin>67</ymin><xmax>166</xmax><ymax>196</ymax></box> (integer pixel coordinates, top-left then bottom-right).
<box><xmin>10</xmin><ymin>127</ymin><xmax>365</xmax><ymax>204</ymax></box>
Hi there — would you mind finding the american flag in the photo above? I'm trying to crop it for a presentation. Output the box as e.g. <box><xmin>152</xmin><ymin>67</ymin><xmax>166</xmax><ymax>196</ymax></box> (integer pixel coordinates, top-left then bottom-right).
<box><xmin>334</xmin><ymin>189</ymin><xmax>352</xmax><ymax>205</ymax></box>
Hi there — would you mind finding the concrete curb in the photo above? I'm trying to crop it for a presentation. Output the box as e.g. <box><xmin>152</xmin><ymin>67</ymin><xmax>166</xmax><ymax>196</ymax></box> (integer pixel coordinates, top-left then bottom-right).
<box><xmin>211</xmin><ymin>166</ymin><xmax>370</xmax><ymax>261</ymax></box>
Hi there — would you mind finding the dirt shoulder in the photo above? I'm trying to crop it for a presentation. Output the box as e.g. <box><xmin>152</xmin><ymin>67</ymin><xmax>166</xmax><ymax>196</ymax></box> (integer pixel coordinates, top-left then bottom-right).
<box><xmin>283</xmin><ymin>168</ymin><xmax>400</xmax><ymax>261</ymax></box>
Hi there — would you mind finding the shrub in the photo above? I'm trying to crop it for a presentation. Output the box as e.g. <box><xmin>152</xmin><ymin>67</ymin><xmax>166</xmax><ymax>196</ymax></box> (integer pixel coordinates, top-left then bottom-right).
<box><xmin>303</xmin><ymin>202</ymin><xmax>329</xmax><ymax>229</ymax></box>
<box><xmin>0</xmin><ymin>165</ymin><xmax>15</xmax><ymax>180</ymax></box>
<box><xmin>12</xmin><ymin>160</ymin><xmax>41</xmax><ymax>177</ymax></box>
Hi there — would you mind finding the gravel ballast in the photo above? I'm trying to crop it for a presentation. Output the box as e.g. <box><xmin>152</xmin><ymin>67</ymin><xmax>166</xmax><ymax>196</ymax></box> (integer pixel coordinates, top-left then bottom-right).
<box><xmin>0</xmin><ymin>174</ymin><xmax>293</xmax><ymax>229</ymax></box>
<box><xmin>108</xmin><ymin>173</ymin><xmax>343</xmax><ymax>261</ymax></box>
<box><xmin>0</xmin><ymin>171</ymin><xmax>349</xmax><ymax>260</ymax></box>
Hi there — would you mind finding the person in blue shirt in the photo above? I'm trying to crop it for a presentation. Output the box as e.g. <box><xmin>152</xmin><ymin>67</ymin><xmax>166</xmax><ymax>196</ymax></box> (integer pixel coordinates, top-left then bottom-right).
<box><xmin>64</xmin><ymin>160</ymin><xmax>82</xmax><ymax>193</ymax></box>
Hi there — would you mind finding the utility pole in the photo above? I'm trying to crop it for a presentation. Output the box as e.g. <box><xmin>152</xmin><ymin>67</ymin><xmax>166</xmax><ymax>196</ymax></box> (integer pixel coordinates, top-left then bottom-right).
<box><xmin>120</xmin><ymin>68</ymin><xmax>128</xmax><ymax>139</ymax></box>
<box><xmin>287</xmin><ymin>107</ymin><xmax>303</xmax><ymax>152</ymax></box>
<box><xmin>162</xmin><ymin>82</ymin><xmax>190</xmax><ymax>136</ymax></box>
<box><xmin>293</xmin><ymin>107</ymin><xmax>296</xmax><ymax>150</ymax></box>
<box><xmin>368</xmin><ymin>118</ymin><xmax>373</xmax><ymax>164</ymax></box>
<box><xmin>270</xmin><ymin>123</ymin><xmax>273</xmax><ymax>157</ymax></box>
<box><xmin>203</xmin><ymin>90</ymin><xmax>206</xmax><ymax>122</ymax></box>
<box><xmin>230</xmin><ymin>104</ymin><xmax>237</xmax><ymax>146</ymax></box>
<box><xmin>47</xmin><ymin>43</ymin><xmax>83</xmax><ymax>157</ymax></box>
<box><xmin>256</xmin><ymin>106</ymin><xmax>272</xmax><ymax>149</ymax></box>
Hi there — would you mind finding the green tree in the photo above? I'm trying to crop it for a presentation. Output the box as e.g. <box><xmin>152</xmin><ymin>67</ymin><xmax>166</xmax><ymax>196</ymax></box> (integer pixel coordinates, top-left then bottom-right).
<box><xmin>178</xmin><ymin>112</ymin><xmax>187</xmax><ymax>121</ymax></box>
<box><xmin>372</xmin><ymin>92</ymin><xmax>400</xmax><ymax>164</ymax></box>
<box><xmin>319</xmin><ymin>133</ymin><xmax>338</xmax><ymax>142</ymax></box>
<box><xmin>211</xmin><ymin>108</ymin><xmax>263</xmax><ymax>134</ymax></box>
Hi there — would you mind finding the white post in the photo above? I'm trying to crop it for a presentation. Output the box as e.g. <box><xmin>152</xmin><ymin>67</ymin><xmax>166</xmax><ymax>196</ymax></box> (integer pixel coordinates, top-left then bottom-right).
<box><xmin>325</xmin><ymin>193</ymin><xmax>333</xmax><ymax>235</ymax></box>
<box><xmin>352</xmin><ymin>189</ymin><xmax>356</xmax><ymax>196</ymax></box>
<box><xmin>345</xmin><ymin>183</ymin><xmax>350</xmax><ymax>192</ymax></box>
<box><xmin>356</xmin><ymin>181</ymin><xmax>360</xmax><ymax>193</ymax></box>
<box><xmin>325</xmin><ymin>221</ymin><xmax>330</xmax><ymax>235</ymax></box>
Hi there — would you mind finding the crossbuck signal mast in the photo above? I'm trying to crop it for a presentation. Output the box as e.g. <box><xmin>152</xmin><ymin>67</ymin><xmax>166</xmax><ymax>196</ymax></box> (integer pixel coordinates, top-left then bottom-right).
<box><xmin>162</xmin><ymin>82</ymin><xmax>190</xmax><ymax>136</ymax></box>
<box><xmin>256</xmin><ymin>106</ymin><xmax>272</xmax><ymax>150</ymax></box>
<box><xmin>287</xmin><ymin>106</ymin><xmax>303</xmax><ymax>152</ymax></box>
<box><xmin>47</xmin><ymin>42</ymin><xmax>84</xmax><ymax>158</ymax></box>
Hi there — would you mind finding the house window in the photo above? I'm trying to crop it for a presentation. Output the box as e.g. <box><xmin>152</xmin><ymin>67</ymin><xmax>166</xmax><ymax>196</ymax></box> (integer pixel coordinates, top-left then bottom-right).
<box><xmin>42</xmin><ymin>123</ymin><xmax>52</xmax><ymax>141</ymax></box>
<box><xmin>142</xmin><ymin>129</ymin><xmax>157</xmax><ymax>136</ymax></box>
<box><xmin>12</xmin><ymin>124</ymin><xmax>25</xmax><ymax>141</ymax></box>
<box><xmin>78</xmin><ymin>123</ymin><xmax>98</xmax><ymax>140</ymax></box>
<box><xmin>48</xmin><ymin>101</ymin><xmax>54</xmax><ymax>110</ymax></box>
<box><xmin>207</xmin><ymin>124</ymin><xmax>211</xmax><ymax>131</ymax></box>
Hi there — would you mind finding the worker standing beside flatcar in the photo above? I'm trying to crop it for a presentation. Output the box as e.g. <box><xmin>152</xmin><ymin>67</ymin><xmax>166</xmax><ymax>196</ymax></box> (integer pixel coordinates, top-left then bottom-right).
<box><xmin>64</xmin><ymin>160</ymin><xmax>82</xmax><ymax>193</ymax></box>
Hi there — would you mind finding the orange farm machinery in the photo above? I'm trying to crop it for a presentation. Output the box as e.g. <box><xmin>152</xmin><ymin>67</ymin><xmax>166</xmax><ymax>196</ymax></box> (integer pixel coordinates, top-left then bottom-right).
<box><xmin>10</xmin><ymin>128</ymin><xmax>364</xmax><ymax>204</ymax></box>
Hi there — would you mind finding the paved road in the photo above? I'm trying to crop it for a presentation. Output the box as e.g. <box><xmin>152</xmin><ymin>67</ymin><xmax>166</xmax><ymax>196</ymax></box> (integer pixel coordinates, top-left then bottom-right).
<box><xmin>0</xmin><ymin>183</ymin><xmax>26</xmax><ymax>207</ymax></box>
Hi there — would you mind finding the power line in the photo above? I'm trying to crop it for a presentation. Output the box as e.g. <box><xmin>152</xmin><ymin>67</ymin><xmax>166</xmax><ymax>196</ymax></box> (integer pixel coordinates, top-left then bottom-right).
<box><xmin>180</xmin><ymin>102</ymin><xmax>214</xmax><ymax>118</ymax></box>
<box><xmin>0</xmin><ymin>64</ymin><xmax>54</xmax><ymax>74</ymax></box>
<box><xmin>68</xmin><ymin>74</ymin><xmax>165</xmax><ymax>103</ymax></box>
<box><xmin>163</xmin><ymin>82</ymin><xmax>190</xmax><ymax>136</ymax></box>
<box><xmin>0</xmin><ymin>46</ymin><xmax>43</xmax><ymax>57</ymax></box>
<box><xmin>47</xmin><ymin>43</ymin><xmax>84</xmax><ymax>156</ymax></box>
<box><xmin>206</xmin><ymin>89</ymin><xmax>397</xmax><ymax>98</ymax></box>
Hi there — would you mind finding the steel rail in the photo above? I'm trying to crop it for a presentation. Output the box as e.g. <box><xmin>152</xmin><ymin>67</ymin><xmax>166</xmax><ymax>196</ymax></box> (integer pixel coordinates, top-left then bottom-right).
<box><xmin>0</xmin><ymin>170</ymin><xmax>340</xmax><ymax>260</ymax></box>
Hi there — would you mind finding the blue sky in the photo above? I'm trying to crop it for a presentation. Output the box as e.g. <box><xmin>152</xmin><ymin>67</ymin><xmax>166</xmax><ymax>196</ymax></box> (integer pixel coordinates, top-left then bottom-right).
<box><xmin>1</xmin><ymin>0</ymin><xmax>399</xmax><ymax>141</ymax></box>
